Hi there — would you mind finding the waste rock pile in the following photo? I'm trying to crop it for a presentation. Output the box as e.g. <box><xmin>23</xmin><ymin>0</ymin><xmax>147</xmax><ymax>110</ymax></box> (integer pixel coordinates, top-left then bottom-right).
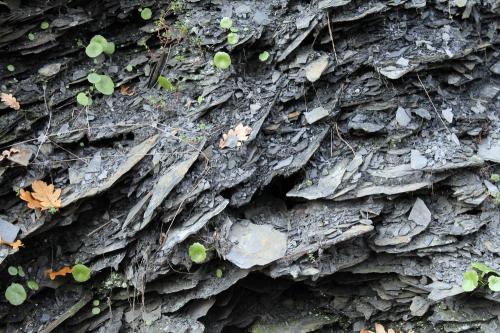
<box><xmin>0</xmin><ymin>0</ymin><xmax>499</xmax><ymax>332</ymax></box>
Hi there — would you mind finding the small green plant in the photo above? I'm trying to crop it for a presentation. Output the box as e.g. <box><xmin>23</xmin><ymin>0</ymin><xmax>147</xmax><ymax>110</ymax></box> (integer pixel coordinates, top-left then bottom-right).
<box><xmin>216</xmin><ymin>268</ymin><xmax>223</xmax><ymax>278</ymax></box>
<box><xmin>197</xmin><ymin>96</ymin><xmax>204</xmax><ymax>104</ymax></box>
<box><xmin>227</xmin><ymin>33</ymin><xmax>239</xmax><ymax>45</ymax></box>
<box><xmin>214</xmin><ymin>52</ymin><xmax>231</xmax><ymax>69</ymax></box>
<box><xmin>40</xmin><ymin>21</ymin><xmax>49</xmax><ymax>30</ymax></box>
<box><xmin>188</xmin><ymin>242</ymin><xmax>207</xmax><ymax>264</ymax></box>
<box><xmin>28</xmin><ymin>33</ymin><xmax>36</xmax><ymax>41</ymax></box>
<box><xmin>220</xmin><ymin>17</ymin><xmax>233</xmax><ymax>29</ymax></box>
<box><xmin>8</xmin><ymin>266</ymin><xmax>18</xmax><ymax>276</ymax></box>
<box><xmin>86</xmin><ymin>74</ymin><xmax>115</xmax><ymax>95</ymax></box>
<box><xmin>158</xmin><ymin>75</ymin><xmax>174</xmax><ymax>91</ymax></box>
<box><xmin>259</xmin><ymin>51</ymin><xmax>270</xmax><ymax>62</ymax></box>
<box><xmin>126</xmin><ymin>64</ymin><xmax>134</xmax><ymax>72</ymax></box>
<box><xmin>6</xmin><ymin>64</ymin><xmax>15</xmax><ymax>72</ymax></box>
<box><xmin>27</xmin><ymin>280</ymin><xmax>39</xmax><ymax>291</ymax></box>
<box><xmin>17</xmin><ymin>266</ymin><xmax>25</xmax><ymax>277</ymax></box>
<box><xmin>169</xmin><ymin>0</ymin><xmax>185</xmax><ymax>14</ymax></box>
<box><xmin>92</xmin><ymin>307</ymin><xmax>101</xmax><ymax>315</ymax></box>
<box><xmin>85</xmin><ymin>35</ymin><xmax>115</xmax><ymax>58</ymax></box>
<box><xmin>72</xmin><ymin>264</ymin><xmax>91</xmax><ymax>282</ymax></box>
<box><xmin>5</xmin><ymin>283</ymin><xmax>26</xmax><ymax>306</ymax></box>
<box><xmin>77</xmin><ymin>92</ymin><xmax>92</xmax><ymax>106</ymax></box>
<box><xmin>140</xmin><ymin>7</ymin><xmax>152</xmax><ymax>20</ymax></box>
<box><xmin>462</xmin><ymin>262</ymin><xmax>500</xmax><ymax>292</ymax></box>
<box><xmin>491</xmin><ymin>173</ymin><xmax>500</xmax><ymax>182</ymax></box>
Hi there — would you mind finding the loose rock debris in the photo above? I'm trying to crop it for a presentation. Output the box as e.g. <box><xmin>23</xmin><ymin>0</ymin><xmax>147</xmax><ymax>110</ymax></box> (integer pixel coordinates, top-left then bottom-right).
<box><xmin>0</xmin><ymin>0</ymin><xmax>499</xmax><ymax>332</ymax></box>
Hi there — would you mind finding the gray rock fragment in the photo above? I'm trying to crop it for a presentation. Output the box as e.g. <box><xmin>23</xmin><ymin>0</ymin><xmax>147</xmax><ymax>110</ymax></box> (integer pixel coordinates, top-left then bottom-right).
<box><xmin>396</xmin><ymin>106</ymin><xmax>412</xmax><ymax>127</ymax></box>
<box><xmin>0</xmin><ymin>218</ymin><xmax>19</xmax><ymax>243</ymax></box>
<box><xmin>408</xmin><ymin>198</ymin><xmax>431</xmax><ymax>226</ymax></box>
<box><xmin>304</xmin><ymin>106</ymin><xmax>329</xmax><ymax>124</ymax></box>
<box><xmin>226</xmin><ymin>220</ymin><xmax>287</xmax><ymax>269</ymax></box>
<box><xmin>305</xmin><ymin>55</ymin><xmax>329</xmax><ymax>82</ymax></box>
<box><xmin>411</xmin><ymin>150</ymin><xmax>427</xmax><ymax>169</ymax></box>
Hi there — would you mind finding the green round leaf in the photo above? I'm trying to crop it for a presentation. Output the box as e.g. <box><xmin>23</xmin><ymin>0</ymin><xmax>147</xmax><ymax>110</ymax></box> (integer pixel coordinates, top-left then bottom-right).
<box><xmin>28</xmin><ymin>33</ymin><xmax>36</xmax><ymax>41</ymax></box>
<box><xmin>188</xmin><ymin>242</ymin><xmax>207</xmax><ymax>264</ymax></box>
<box><xmin>27</xmin><ymin>280</ymin><xmax>39</xmax><ymax>291</ymax></box>
<box><xmin>17</xmin><ymin>266</ymin><xmax>25</xmax><ymax>277</ymax></box>
<box><xmin>488</xmin><ymin>275</ymin><xmax>500</xmax><ymax>292</ymax></box>
<box><xmin>90</xmin><ymin>35</ymin><xmax>108</xmax><ymax>45</ymax></box>
<box><xmin>213</xmin><ymin>52</ymin><xmax>231</xmax><ymax>69</ymax></box>
<box><xmin>87</xmin><ymin>73</ymin><xmax>101</xmax><ymax>84</ymax></box>
<box><xmin>491</xmin><ymin>174</ymin><xmax>500</xmax><ymax>182</ymax></box>
<box><xmin>94</xmin><ymin>75</ymin><xmax>115</xmax><ymax>95</ymax></box>
<box><xmin>72</xmin><ymin>264</ymin><xmax>91</xmax><ymax>282</ymax></box>
<box><xmin>462</xmin><ymin>270</ymin><xmax>479</xmax><ymax>292</ymax></box>
<box><xmin>227</xmin><ymin>33</ymin><xmax>239</xmax><ymax>45</ymax></box>
<box><xmin>76</xmin><ymin>92</ymin><xmax>91</xmax><ymax>106</ymax></box>
<box><xmin>158</xmin><ymin>75</ymin><xmax>174</xmax><ymax>91</ymax></box>
<box><xmin>7</xmin><ymin>64</ymin><xmax>15</xmax><ymax>72</ymax></box>
<box><xmin>40</xmin><ymin>21</ymin><xmax>49</xmax><ymax>30</ymax></box>
<box><xmin>103</xmin><ymin>42</ymin><xmax>115</xmax><ymax>55</ymax></box>
<box><xmin>141</xmin><ymin>8</ymin><xmax>152</xmax><ymax>20</ymax></box>
<box><xmin>85</xmin><ymin>42</ymin><xmax>104</xmax><ymax>58</ymax></box>
<box><xmin>259</xmin><ymin>51</ymin><xmax>270</xmax><ymax>62</ymax></box>
<box><xmin>220</xmin><ymin>17</ymin><xmax>233</xmax><ymax>29</ymax></box>
<box><xmin>93</xmin><ymin>299</ymin><xmax>100</xmax><ymax>306</ymax></box>
<box><xmin>216</xmin><ymin>268</ymin><xmax>223</xmax><ymax>278</ymax></box>
<box><xmin>5</xmin><ymin>283</ymin><xmax>27</xmax><ymax>306</ymax></box>
<box><xmin>92</xmin><ymin>307</ymin><xmax>101</xmax><ymax>315</ymax></box>
<box><xmin>126</xmin><ymin>65</ymin><xmax>133</xmax><ymax>72</ymax></box>
<box><xmin>7</xmin><ymin>266</ymin><xmax>18</xmax><ymax>276</ymax></box>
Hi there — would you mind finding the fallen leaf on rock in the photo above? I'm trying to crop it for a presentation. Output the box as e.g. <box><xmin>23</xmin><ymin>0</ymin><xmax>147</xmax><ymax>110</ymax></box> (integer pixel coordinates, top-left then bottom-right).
<box><xmin>47</xmin><ymin>266</ymin><xmax>73</xmax><ymax>280</ymax></box>
<box><xmin>119</xmin><ymin>85</ymin><xmax>135</xmax><ymax>96</ymax></box>
<box><xmin>0</xmin><ymin>148</ymin><xmax>19</xmax><ymax>162</ymax></box>
<box><xmin>1</xmin><ymin>93</ymin><xmax>20</xmax><ymax>110</ymax></box>
<box><xmin>219</xmin><ymin>123</ymin><xmax>252</xmax><ymax>149</ymax></box>
<box><xmin>20</xmin><ymin>180</ymin><xmax>62</xmax><ymax>211</ymax></box>
<box><xmin>0</xmin><ymin>237</ymin><xmax>24</xmax><ymax>250</ymax></box>
<box><xmin>375</xmin><ymin>323</ymin><xmax>387</xmax><ymax>333</ymax></box>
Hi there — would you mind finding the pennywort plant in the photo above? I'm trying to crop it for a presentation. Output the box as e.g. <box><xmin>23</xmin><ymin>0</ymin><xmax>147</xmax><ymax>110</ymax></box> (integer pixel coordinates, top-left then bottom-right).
<box><xmin>4</xmin><ymin>265</ymin><xmax>40</xmax><ymax>306</ymax></box>
<box><xmin>462</xmin><ymin>262</ymin><xmax>500</xmax><ymax>292</ymax></box>
<box><xmin>214</xmin><ymin>52</ymin><xmax>231</xmax><ymax>69</ymax></box>
<box><xmin>85</xmin><ymin>35</ymin><xmax>115</xmax><ymax>58</ymax></box>
<box><xmin>188</xmin><ymin>242</ymin><xmax>207</xmax><ymax>264</ymax></box>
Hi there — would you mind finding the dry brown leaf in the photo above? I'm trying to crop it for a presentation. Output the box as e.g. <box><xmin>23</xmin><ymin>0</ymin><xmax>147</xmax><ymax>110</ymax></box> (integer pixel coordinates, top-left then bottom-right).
<box><xmin>0</xmin><ymin>237</ymin><xmax>24</xmax><ymax>250</ymax></box>
<box><xmin>360</xmin><ymin>330</ymin><xmax>374</xmax><ymax>333</ymax></box>
<box><xmin>31</xmin><ymin>180</ymin><xmax>62</xmax><ymax>210</ymax></box>
<box><xmin>388</xmin><ymin>329</ymin><xmax>396</xmax><ymax>333</ymax></box>
<box><xmin>375</xmin><ymin>323</ymin><xmax>387</xmax><ymax>333</ymax></box>
<box><xmin>119</xmin><ymin>85</ymin><xmax>135</xmax><ymax>96</ymax></box>
<box><xmin>1</xmin><ymin>93</ymin><xmax>20</xmax><ymax>110</ymax></box>
<box><xmin>47</xmin><ymin>266</ymin><xmax>73</xmax><ymax>280</ymax></box>
<box><xmin>20</xmin><ymin>180</ymin><xmax>62</xmax><ymax>211</ymax></box>
<box><xmin>219</xmin><ymin>123</ymin><xmax>252</xmax><ymax>149</ymax></box>
<box><xmin>19</xmin><ymin>189</ymin><xmax>44</xmax><ymax>209</ymax></box>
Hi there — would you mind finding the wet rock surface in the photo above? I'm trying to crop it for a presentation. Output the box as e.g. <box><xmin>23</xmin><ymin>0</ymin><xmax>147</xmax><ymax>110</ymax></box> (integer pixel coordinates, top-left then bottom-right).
<box><xmin>0</xmin><ymin>0</ymin><xmax>499</xmax><ymax>332</ymax></box>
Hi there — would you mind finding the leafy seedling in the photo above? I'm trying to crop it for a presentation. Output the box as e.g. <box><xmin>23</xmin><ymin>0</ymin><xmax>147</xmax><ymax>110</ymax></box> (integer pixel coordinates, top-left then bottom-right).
<box><xmin>491</xmin><ymin>173</ymin><xmax>500</xmax><ymax>182</ymax></box>
<box><xmin>72</xmin><ymin>264</ymin><xmax>91</xmax><ymax>282</ymax></box>
<box><xmin>462</xmin><ymin>270</ymin><xmax>479</xmax><ymax>291</ymax></box>
<box><xmin>28</xmin><ymin>33</ymin><xmax>36</xmax><ymax>41</ymax></box>
<box><xmin>188</xmin><ymin>242</ymin><xmax>207</xmax><ymax>264</ymax></box>
<box><xmin>6</xmin><ymin>64</ymin><xmax>15</xmax><ymax>72</ymax></box>
<box><xmin>87</xmin><ymin>73</ymin><xmax>101</xmax><ymax>84</ymax></box>
<box><xmin>158</xmin><ymin>76</ymin><xmax>174</xmax><ymax>91</ymax></box>
<box><xmin>489</xmin><ymin>276</ymin><xmax>500</xmax><ymax>292</ymax></box>
<box><xmin>140</xmin><ymin>8</ymin><xmax>152</xmax><ymax>20</ymax></box>
<box><xmin>93</xmin><ymin>300</ymin><xmax>100</xmax><ymax>306</ymax></box>
<box><xmin>92</xmin><ymin>307</ymin><xmax>101</xmax><ymax>315</ymax></box>
<box><xmin>259</xmin><ymin>51</ymin><xmax>270</xmax><ymax>62</ymax></box>
<box><xmin>85</xmin><ymin>35</ymin><xmax>115</xmax><ymax>58</ymax></box>
<box><xmin>40</xmin><ymin>21</ymin><xmax>49</xmax><ymax>30</ymax></box>
<box><xmin>216</xmin><ymin>268</ymin><xmax>223</xmax><ymax>278</ymax></box>
<box><xmin>8</xmin><ymin>266</ymin><xmax>18</xmax><ymax>276</ymax></box>
<box><xmin>27</xmin><ymin>280</ymin><xmax>39</xmax><ymax>291</ymax></box>
<box><xmin>214</xmin><ymin>52</ymin><xmax>231</xmax><ymax>69</ymax></box>
<box><xmin>5</xmin><ymin>283</ymin><xmax>27</xmax><ymax>306</ymax></box>
<box><xmin>94</xmin><ymin>75</ymin><xmax>115</xmax><ymax>95</ymax></box>
<box><xmin>126</xmin><ymin>65</ymin><xmax>134</xmax><ymax>72</ymax></box>
<box><xmin>227</xmin><ymin>33</ymin><xmax>239</xmax><ymax>45</ymax></box>
<box><xmin>17</xmin><ymin>266</ymin><xmax>25</xmax><ymax>277</ymax></box>
<box><xmin>220</xmin><ymin>17</ymin><xmax>233</xmax><ymax>29</ymax></box>
<box><xmin>77</xmin><ymin>92</ymin><xmax>92</xmax><ymax>107</ymax></box>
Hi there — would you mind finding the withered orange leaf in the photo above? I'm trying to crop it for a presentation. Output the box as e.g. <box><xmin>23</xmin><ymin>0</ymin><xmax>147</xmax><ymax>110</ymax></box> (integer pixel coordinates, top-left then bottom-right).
<box><xmin>47</xmin><ymin>266</ymin><xmax>73</xmax><ymax>280</ymax></box>
<box><xmin>1</xmin><ymin>93</ymin><xmax>20</xmax><ymax>110</ymax></box>
<box><xmin>219</xmin><ymin>123</ymin><xmax>252</xmax><ymax>149</ymax></box>
<box><xmin>26</xmin><ymin>180</ymin><xmax>62</xmax><ymax>211</ymax></box>
<box><xmin>0</xmin><ymin>237</ymin><xmax>24</xmax><ymax>250</ymax></box>
<box><xmin>20</xmin><ymin>189</ymin><xmax>44</xmax><ymax>209</ymax></box>
<box><xmin>119</xmin><ymin>85</ymin><xmax>135</xmax><ymax>96</ymax></box>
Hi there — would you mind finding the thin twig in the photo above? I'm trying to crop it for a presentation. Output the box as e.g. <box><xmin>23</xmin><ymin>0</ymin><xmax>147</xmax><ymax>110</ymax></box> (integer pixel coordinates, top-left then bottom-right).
<box><xmin>34</xmin><ymin>84</ymin><xmax>52</xmax><ymax>160</ymax></box>
<box><xmin>335</xmin><ymin>122</ymin><xmax>355</xmax><ymax>156</ymax></box>
<box><xmin>326</xmin><ymin>12</ymin><xmax>339</xmax><ymax>64</ymax></box>
<box><xmin>416</xmin><ymin>73</ymin><xmax>451</xmax><ymax>135</ymax></box>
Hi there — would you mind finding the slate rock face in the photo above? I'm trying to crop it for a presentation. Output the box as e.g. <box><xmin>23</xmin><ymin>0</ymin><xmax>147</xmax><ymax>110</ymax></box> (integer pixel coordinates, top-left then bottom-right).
<box><xmin>0</xmin><ymin>0</ymin><xmax>499</xmax><ymax>332</ymax></box>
